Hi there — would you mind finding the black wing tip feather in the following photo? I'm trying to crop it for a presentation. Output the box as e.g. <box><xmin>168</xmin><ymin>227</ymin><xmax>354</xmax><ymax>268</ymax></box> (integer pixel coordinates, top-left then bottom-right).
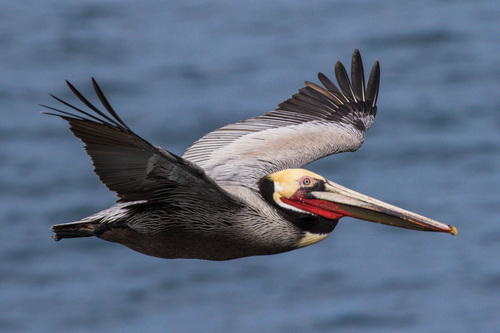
<box><xmin>350</xmin><ymin>49</ymin><xmax>365</xmax><ymax>102</ymax></box>
<box><xmin>315</xmin><ymin>49</ymin><xmax>380</xmax><ymax>108</ymax></box>
<box><xmin>283</xmin><ymin>49</ymin><xmax>380</xmax><ymax>109</ymax></box>
<box><xmin>91</xmin><ymin>78</ymin><xmax>130</xmax><ymax>129</ymax></box>
<box><xmin>42</xmin><ymin>78</ymin><xmax>130</xmax><ymax>131</ymax></box>
<box><xmin>366</xmin><ymin>60</ymin><xmax>380</xmax><ymax>108</ymax></box>
<box><xmin>333</xmin><ymin>49</ymin><xmax>380</xmax><ymax>106</ymax></box>
<box><xmin>274</xmin><ymin>49</ymin><xmax>381</xmax><ymax>131</ymax></box>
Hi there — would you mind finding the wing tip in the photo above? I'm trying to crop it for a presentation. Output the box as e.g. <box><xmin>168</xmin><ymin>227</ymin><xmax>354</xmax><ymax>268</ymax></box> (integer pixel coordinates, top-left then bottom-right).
<box><xmin>278</xmin><ymin>49</ymin><xmax>380</xmax><ymax>125</ymax></box>
<box><xmin>42</xmin><ymin>78</ymin><xmax>132</xmax><ymax>131</ymax></box>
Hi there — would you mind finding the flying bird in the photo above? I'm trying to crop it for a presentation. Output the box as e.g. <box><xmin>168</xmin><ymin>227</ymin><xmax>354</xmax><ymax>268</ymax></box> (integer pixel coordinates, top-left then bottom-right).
<box><xmin>43</xmin><ymin>50</ymin><xmax>456</xmax><ymax>260</ymax></box>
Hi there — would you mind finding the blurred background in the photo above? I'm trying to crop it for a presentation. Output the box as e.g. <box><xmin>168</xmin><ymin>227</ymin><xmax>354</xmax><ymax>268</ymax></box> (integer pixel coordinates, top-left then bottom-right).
<box><xmin>1</xmin><ymin>0</ymin><xmax>499</xmax><ymax>332</ymax></box>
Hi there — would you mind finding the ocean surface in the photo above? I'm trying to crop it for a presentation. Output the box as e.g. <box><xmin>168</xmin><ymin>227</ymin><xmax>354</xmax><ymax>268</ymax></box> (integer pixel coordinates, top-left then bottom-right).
<box><xmin>1</xmin><ymin>1</ymin><xmax>499</xmax><ymax>332</ymax></box>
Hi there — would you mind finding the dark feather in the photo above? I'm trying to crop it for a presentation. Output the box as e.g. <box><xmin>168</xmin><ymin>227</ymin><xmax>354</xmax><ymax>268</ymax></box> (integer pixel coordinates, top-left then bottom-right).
<box><xmin>317</xmin><ymin>72</ymin><xmax>345</xmax><ymax>103</ymax></box>
<box><xmin>65</xmin><ymin>80</ymin><xmax>124</xmax><ymax>128</ymax></box>
<box><xmin>350</xmin><ymin>49</ymin><xmax>366</xmax><ymax>102</ymax></box>
<box><xmin>366</xmin><ymin>60</ymin><xmax>380</xmax><ymax>108</ymax></box>
<box><xmin>91</xmin><ymin>78</ymin><xmax>130</xmax><ymax>129</ymax></box>
<box><xmin>334</xmin><ymin>61</ymin><xmax>355</xmax><ymax>103</ymax></box>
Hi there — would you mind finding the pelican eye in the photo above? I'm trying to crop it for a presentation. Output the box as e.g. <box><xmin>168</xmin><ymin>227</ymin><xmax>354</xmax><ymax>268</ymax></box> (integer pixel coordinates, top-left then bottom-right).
<box><xmin>300</xmin><ymin>176</ymin><xmax>314</xmax><ymax>187</ymax></box>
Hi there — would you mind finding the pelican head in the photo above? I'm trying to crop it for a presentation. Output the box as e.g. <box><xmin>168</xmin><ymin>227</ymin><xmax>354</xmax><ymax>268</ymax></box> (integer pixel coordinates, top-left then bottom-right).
<box><xmin>259</xmin><ymin>169</ymin><xmax>457</xmax><ymax>247</ymax></box>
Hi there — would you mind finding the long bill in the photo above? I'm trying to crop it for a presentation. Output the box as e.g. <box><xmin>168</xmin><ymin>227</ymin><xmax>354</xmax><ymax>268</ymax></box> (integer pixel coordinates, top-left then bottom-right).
<box><xmin>306</xmin><ymin>180</ymin><xmax>457</xmax><ymax>235</ymax></box>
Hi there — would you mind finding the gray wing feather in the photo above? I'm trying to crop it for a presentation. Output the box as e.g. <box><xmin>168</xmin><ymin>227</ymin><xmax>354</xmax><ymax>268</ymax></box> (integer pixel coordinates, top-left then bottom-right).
<box><xmin>183</xmin><ymin>49</ymin><xmax>380</xmax><ymax>187</ymax></box>
<box><xmin>43</xmin><ymin>79</ymin><xmax>237</xmax><ymax>206</ymax></box>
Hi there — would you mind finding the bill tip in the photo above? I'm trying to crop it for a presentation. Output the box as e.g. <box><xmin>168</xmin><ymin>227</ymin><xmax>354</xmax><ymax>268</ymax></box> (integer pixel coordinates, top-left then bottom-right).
<box><xmin>449</xmin><ymin>225</ymin><xmax>458</xmax><ymax>237</ymax></box>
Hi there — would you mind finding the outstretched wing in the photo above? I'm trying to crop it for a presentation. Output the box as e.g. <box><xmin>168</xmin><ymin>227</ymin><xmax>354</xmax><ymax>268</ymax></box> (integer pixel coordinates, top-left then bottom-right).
<box><xmin>42</xmin><ymin>79</ymin><xmax>238</xmax><ymax>207</ymax></box>
<box><xmin>183</xmin><ymin>49</ymin><xmax>380</xmax><ymax>187</ymax></box>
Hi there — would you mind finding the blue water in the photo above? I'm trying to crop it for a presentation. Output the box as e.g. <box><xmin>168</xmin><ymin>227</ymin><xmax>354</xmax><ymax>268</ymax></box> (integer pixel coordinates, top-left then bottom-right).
<box><xmin>1</xmin><ymin>1</ymin><xmax>499</xmax><ymax>332</ymax></box>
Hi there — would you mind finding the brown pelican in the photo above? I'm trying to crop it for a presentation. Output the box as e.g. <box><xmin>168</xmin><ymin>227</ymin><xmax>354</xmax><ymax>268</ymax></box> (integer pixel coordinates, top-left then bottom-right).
<box><xmin>43</xmin><ymin>50</ymin><xmax>456</xmax><ymax>260</ymax></box>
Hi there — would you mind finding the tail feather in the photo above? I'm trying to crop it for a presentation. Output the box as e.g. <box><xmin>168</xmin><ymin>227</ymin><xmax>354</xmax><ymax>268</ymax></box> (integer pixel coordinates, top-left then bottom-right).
<box><xmin>52</xmin><ymin>221</ymin><xmax>100</xmax><ymax>241</ymax></box>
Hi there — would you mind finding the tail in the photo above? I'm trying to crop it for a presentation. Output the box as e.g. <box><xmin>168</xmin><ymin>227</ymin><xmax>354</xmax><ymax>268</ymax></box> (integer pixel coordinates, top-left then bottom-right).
<box><xmin>52</xmin><ymin>221</ymin><xmax>107</xmax><ymax>241</ymax></box>
<box><xmin>52</xmin><ymin>204</ymin><xmax>132</xmax><ymax>241</ymax></box>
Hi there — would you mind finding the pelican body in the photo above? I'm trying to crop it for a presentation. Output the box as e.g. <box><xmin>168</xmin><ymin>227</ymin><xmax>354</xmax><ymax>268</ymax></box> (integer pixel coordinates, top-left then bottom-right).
<box><xmin>44</xmin><ymin>50</ymin><xmax>456</xmax><ymax>260</ymax></box>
